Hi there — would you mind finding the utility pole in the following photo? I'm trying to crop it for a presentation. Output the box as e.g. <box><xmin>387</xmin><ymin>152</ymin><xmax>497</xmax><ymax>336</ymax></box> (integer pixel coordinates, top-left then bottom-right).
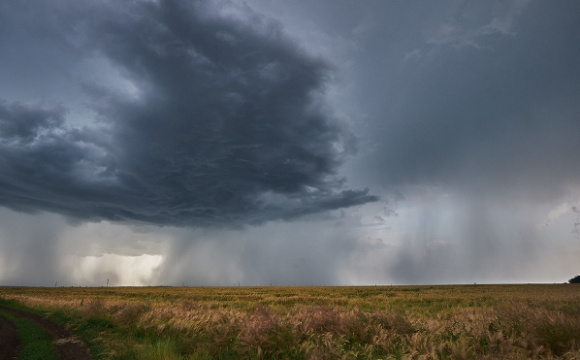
<box><xmin>107</xmin><ymin>278</ymin><xmax>109</xmax><ymax>287</ymax></box>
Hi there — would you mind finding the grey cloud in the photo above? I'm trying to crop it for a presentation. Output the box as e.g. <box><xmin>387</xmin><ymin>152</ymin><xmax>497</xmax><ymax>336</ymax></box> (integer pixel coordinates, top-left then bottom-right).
<box><xmin>0</xmin><ymin>101</ymin><xmax>65</xmax><ymax>141</ymax></box>
<box><xmin>428</xmin><ymin>1</ymin><xmax>531</xmax><ymax>48</ymax></box>
<box><xmin>3</xmin><ymin>0</ymin><xmax>579</xmax><ymax>287</ymax></box>
<box><xmin>358</xmin><ymin>1</ymin><xmax>580</xmax><ymax>203</ymax></box>
<box><xmin>0</xmin><ymin>0</ymin><xmax>376</xmax><ymax>227</ymax></box>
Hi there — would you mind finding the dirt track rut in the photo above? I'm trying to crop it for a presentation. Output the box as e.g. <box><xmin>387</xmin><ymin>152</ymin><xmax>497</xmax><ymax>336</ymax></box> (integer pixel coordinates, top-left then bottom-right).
<box><xmin>0</xmin><ymin>314</ymin><xmax>21</xmax><ymax>360</ymax></box>
<box><xmin>0</xmin><ymin>307</ymin><xmax>92</xmax><ymax>360</ymax></box>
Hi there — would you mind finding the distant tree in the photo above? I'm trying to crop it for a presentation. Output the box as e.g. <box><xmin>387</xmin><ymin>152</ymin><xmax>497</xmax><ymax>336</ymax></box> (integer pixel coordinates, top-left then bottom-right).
<box><xmin>569</xmin><ymin>275</ymin><xmax>580</xmax><ymax>284</ymax></box>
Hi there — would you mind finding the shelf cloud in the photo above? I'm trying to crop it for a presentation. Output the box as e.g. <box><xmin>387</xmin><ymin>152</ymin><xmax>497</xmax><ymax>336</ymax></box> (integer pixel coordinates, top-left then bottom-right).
<box><xmin>0</xmin><ymin>0</ymin><xmax>376</xmax><ymax>228</ymax></box>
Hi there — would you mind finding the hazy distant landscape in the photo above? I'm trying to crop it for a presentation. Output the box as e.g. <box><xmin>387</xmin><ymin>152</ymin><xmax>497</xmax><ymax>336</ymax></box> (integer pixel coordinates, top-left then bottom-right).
<box><xmin>2</xmin><ymin>284</ymin><xmax>580</xmax><ymax>359</ymax></box>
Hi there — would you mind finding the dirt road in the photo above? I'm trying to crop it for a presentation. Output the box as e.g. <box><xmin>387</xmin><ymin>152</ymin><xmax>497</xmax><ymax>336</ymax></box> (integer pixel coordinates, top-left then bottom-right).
<box><xmin>0</xmin><ymin>307</ymin><xmax>92</xmax><ymax>360</ymax></box>
<box><xmin>0</xmin><ymin>314</ymin><xmax>21</xmax><ymax>360</ymax></box>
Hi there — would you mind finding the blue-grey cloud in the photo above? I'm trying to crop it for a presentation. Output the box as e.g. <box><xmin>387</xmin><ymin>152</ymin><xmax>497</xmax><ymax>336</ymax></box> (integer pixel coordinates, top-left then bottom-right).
<box><xmin>0</xmin><ymin>0</ymin><xmax>376</xmax><ymax>227</ymax></box>
<box><xmin>354</xmin><ymin>1</ymin><xmax>580</xmax><ymax>202</ymax></box>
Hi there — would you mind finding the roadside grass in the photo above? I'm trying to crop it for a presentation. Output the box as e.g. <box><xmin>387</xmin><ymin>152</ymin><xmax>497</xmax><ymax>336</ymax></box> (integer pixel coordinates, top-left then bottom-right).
<box><xmin>2</xmin><ymin>285</ymin><xmax>580</xmax><ymax>359</ymax></box>
<box><xmin>0</xmin><ymin>309</ymin><xmax>59</xmax><ymax>360</ymax></box>
<box><xmin>0</xmin><ymin>297</ymin><xmax>113</xmax><ymax>360</ymax></box>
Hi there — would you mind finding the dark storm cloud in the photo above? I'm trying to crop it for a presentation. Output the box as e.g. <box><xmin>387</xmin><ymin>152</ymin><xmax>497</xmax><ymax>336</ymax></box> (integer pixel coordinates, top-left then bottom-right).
<box><xmin>0</xmin><ymin>0</ymin><xmax>376</xmax><ymax>227</ymax></box>
<box><xmin>0</xmin><ymin>101</ymin><xmax>65</xmax><ymax>141</ymax></box>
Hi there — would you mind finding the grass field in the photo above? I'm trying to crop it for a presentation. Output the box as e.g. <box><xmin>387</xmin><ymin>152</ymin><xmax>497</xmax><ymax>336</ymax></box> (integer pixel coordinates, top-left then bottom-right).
<box><xmin>1</xmin><ymin>284</ymin><xmax>580</xmax><ymax>359</ymax></box>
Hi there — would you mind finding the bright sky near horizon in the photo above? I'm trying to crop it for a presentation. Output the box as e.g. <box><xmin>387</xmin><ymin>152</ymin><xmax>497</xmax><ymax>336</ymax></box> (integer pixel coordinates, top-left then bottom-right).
<box><xmin>0</xmin><ymin>0</ymin><xmax>579</xmax><ymax>286</ymax></box>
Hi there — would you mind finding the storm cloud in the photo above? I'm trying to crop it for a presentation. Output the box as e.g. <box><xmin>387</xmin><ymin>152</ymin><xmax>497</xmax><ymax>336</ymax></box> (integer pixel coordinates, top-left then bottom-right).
<box><xmin>1</xmin><ymin>0</ymin><xmax>580</xmax><ymax>287</ymax></box>
<box><xmin>353</xmin><ymin>1</ymin><xmax>580</xmax><ymax>201</ymax></box>
<box><xmin>0</xmin><ymin>0</ymin><xmax>376</xmax><ymax>227</ymax></box>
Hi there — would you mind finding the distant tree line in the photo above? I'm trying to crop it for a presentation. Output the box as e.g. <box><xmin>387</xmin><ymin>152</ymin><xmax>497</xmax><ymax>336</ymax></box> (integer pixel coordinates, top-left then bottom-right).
<box><xmin>569</xmin><ymin>275</ymin><xmax>580</xmax><ymax>284</ymax></box>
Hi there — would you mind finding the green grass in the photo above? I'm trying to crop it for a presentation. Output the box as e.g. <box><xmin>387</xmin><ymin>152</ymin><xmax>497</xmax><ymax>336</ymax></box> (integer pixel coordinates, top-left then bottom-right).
<box><xmin>0</xmin><ymin>309</ymin><xmax>59</xmax><ymax>360</ymax></box>
<box><xmin>0</xmin><ymin>297</ymin><xmax>113</xmax><ymax>360</ymax></box>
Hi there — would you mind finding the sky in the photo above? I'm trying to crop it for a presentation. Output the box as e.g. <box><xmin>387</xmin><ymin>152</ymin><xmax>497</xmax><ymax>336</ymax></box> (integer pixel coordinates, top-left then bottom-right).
<box><xmin>0</xmin><ymin>0</ymin><xmax>579</xmax><ymax>286</ymax></box>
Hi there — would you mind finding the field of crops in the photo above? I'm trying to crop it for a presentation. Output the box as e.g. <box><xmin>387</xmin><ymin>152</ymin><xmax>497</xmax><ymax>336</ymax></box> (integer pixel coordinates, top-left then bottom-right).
<box><xmin>1</xmin><ymin>284</ymin><xmax>580</xmax><ymax>359</ymax></box>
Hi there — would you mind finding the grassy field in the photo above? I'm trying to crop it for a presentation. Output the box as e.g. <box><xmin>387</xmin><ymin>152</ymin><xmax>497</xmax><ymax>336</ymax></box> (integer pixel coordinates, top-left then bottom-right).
<box><xmin>1</xmin><ymin>284</ymin><xmax>580</xmax><ymax>359</ymax></box>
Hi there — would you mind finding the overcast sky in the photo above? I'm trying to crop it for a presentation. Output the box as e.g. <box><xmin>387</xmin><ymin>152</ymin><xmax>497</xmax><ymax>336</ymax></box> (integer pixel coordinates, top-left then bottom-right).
<box><xmin>1</xmin><ymin>0</ymin><xmax>579</xmax><ymax>286</ymax></box>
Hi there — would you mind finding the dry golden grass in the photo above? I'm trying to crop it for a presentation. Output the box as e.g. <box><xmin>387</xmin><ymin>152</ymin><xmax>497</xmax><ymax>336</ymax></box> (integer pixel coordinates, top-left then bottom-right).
<box><xmin>2</xmin><ymin>284</ymin><xmax>580</xmax><ymax>359</ymax></box>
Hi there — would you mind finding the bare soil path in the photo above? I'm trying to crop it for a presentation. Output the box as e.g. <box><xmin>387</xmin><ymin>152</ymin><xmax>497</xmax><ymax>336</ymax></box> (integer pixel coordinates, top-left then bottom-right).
<box><xmin>0</xmin><ymin>314</ymin><xmax>21</xmax><ymax>360</ymax></box>
<box><xmin>0</xmin><ymin>307</ymin><xmax>92</xmax><ymax>360</ymax></box>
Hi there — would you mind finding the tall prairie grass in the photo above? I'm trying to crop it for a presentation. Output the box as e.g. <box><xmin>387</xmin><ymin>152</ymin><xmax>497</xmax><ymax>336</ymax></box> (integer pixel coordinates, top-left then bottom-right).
<box><xmin>1</xmin><ymin>285</ymin><xmax>579</xmax><ymax>359</ymax></box>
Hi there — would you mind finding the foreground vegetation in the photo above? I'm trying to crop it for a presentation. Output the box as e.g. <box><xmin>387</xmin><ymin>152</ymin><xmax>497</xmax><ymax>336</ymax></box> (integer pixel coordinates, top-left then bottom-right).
<box><xmin>1</xmin><ymin>284</ymin><xmax>580</xmax><ymax>359</ymax></box>
<box><xmin>0</xmin><ymin>308</ymin><xmax>60</xmax><ymax>360</ymax></box>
